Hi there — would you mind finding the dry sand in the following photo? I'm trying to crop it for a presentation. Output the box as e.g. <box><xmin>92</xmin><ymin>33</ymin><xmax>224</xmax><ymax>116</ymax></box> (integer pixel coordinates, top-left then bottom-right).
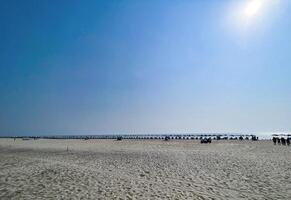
<box><xmin>0</xmin><ymin>139</ymin><xmax>290</xmax><ymax>200</ymax></box>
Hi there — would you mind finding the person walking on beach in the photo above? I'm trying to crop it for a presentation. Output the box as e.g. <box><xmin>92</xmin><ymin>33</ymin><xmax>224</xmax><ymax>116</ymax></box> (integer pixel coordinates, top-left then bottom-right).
<box><xmin>287</xmin><ymin>138</ymin><xmax>290</xmax><ymax>146</ymax></box>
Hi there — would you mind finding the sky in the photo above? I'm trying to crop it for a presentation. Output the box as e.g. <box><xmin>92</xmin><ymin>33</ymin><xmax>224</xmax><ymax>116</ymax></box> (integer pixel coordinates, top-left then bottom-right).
<box><xmin>1</xmin><ymin>0</ymin><xmax>291</xmax><ymax>136</ymax></box>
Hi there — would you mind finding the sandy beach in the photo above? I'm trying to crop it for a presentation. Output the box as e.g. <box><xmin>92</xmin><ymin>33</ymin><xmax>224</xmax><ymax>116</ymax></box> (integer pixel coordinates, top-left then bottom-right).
<box><xmin>0</xmin><ymin>139</ymin><xmax>290</xmax><ymax>200</ymax></box>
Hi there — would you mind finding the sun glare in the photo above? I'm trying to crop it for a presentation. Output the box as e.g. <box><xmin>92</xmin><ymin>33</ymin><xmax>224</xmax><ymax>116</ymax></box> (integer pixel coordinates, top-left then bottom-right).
<box><xmin>244</xmin><ymin>0</ymin><xmax>263</xmax><ymax>18</ymax></box>
<box><xmin>232</xmin><ymin>0</ymin><xmax>275</xmax><ymax>28</ymax></box>
<box><xmin>225</xmin><ymin>0</ymin><xmax>283</xmax><ymax>43</ymax></box>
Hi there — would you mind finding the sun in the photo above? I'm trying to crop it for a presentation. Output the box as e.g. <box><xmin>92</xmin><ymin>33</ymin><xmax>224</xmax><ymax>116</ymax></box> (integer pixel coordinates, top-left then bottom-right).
<box><xmin>244</xmin><ymin>0</ymin><xmax>263</xmax><ymax>18</ymax></box>
<box><xmin>226</xmin><ymin>0</ymin><xmax>282</xmax><ymax>37</ymax></box>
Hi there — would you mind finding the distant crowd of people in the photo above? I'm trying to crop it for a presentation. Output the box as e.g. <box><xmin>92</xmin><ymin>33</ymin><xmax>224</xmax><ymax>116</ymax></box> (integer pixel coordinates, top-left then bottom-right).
<box><xmin>273</xmin><ymin>137</ymin><xmax>290</xmax><ymax>146</ymax></box>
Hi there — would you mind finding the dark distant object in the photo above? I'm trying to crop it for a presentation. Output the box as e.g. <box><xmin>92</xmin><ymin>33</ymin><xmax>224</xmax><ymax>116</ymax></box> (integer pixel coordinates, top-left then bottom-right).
<box><xmin>117</xmin><ymin>136</ymin><xmax>123</xmax><ymax>141</ymax></box>
<box><xmin>201</xmin><ymin>138</ymin><xmax>211</xmax><ymax>144</ymax></box>
<box><xmin>164</xmin><ymin>136</ymin><xmax>170</xmax><ymax>141</ymax></box>
<box><xmin>271</xmin><ymin>134</ymin><xmax>291</xmax><ymax>146</ymax></box>
<box><xmin>239</xmin><ymin>136</ymin><xmax>243</xmax><ymax>140</ymax></box>
<box><xmin>251</xmin><ymin>135</ymin><xmax>258</xmax><ymax>141</ymax></box>
<box><xmin>245</xmin><ymin>137</ymin><xmax>249</xmax><ymax>140</ymax></box>
<box><xmin>84</xmin><ymin>137</ymin><xmax>89</xmax><ymax>140</ymax></box>
<box><xmin>272</xmin><ymin>137</ymin><xmax>277</xmax><ymax>145</ymax></box>
<box><xmin>216</xmin><ymin>136</ymin><xmax>221</xmax><ymax>140</ymax></box>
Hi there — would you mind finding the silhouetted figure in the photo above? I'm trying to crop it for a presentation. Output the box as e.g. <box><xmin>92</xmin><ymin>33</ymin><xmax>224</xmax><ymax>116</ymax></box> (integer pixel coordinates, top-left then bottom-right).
<box><xmin>239</xmin><ymin>136</ymin><xmax>243</xmax><ymax>141</ymax></box>
<box><xmin>117</xmin><ymin>136</ymin><xmax>123</xmax><ymax>141</ymax></box>
<box><xmin>251</xmin><ymin>135</ymin><xmax>258</xmax><ymax>141</ymax></box>
<box><xmin>287</xmin><ymin>138</ymin><xmax>290</xmax><ymax>146</ymax></box>
<box><xmin>278</xmin><ymin>138</ymin><xmax>281</xmax><ymax>145</ymax></box>
<box><xmin>281</xmin><ymin>137</ymin><xmax>286</xmax><ymax>146</ymax></box>
<box><xmin>201</xmin><ymin>137</ymin><xmax>211</xmax><ymax>144</ymax></box>
<box><xmin>272</xmin><ymin>137</ymin><xmax>277</xmax><ymax>145</ymax></box>
<box><xmin>165</xmin><ymin>136</ymin><xmax>170</xmax><ymax>141</ymax></box>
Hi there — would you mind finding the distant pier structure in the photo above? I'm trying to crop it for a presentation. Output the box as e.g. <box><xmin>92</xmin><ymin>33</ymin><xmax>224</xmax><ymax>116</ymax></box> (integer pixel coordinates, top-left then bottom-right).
<box><xmin>2</xmin><ymin>134</ymin><xmax>259</xmax><ymax>141</ymax></box>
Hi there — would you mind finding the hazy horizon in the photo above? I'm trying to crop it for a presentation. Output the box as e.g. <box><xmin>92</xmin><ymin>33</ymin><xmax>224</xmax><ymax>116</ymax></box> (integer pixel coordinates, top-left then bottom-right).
<box><xmin>1</xmin><ymin>0</ymin><xmax>291</xmax><ymax>136</ymax></box>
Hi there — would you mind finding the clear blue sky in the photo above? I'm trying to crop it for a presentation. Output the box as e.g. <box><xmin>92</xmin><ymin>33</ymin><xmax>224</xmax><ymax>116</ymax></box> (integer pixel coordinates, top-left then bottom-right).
<box><xmin>1</xmin><ymin>0</ymin><xmax>291</xmax><ymax>135</ymax></box>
